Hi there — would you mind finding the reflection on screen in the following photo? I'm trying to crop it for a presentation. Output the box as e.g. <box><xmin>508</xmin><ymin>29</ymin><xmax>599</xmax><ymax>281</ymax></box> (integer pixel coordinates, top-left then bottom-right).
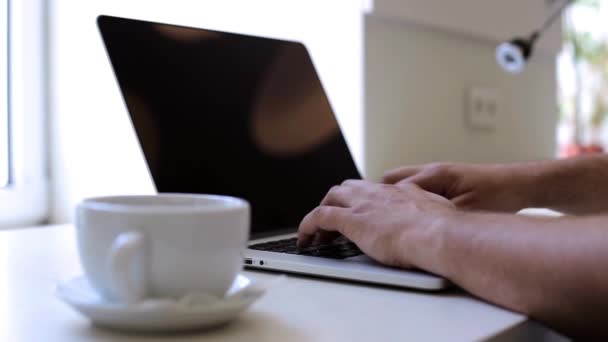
<box><xmin>98</xmin><ymin>16</ymin><xmax>361</xmax><ymax>234</ymax></box>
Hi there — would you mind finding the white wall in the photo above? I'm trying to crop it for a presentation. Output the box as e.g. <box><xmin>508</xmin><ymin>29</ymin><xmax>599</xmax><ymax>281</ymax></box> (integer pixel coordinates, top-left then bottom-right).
<box><xmin>363</xmin><ymin>15</ymin><xmax>559</xmax><ymax>179</ymax></box>
<box><xmin>49</xmin><ymin>0</ymin><xmax>364</xmax><ymax>222</ymax></box>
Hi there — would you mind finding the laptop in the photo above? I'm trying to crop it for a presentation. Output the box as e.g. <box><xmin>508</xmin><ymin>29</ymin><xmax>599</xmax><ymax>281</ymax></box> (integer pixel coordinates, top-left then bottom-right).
<box><xmin>97</xmin><ymin>15</ymin><xmax>448</xmax><ymax>291</ymax></box>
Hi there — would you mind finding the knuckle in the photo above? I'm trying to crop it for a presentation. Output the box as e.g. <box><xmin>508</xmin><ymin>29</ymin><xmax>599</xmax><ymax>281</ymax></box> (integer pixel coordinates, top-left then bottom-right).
<box><xmin>315</xmin><ymin>206</ymin><xmax>334</xmax><ymax>222</ymax></box>
<box><xmin>315</xmin><ymin>206</ymin><xmax>329</xmax><ymax>216</ymax></box>
<box><xmin>382</xmin><ymin>170</ymin><xmax>401</xmax><ymax>182</ymax></box>
<box><xmin>341</xmin><ymin>179</ymin><xmax>359</xmax><ymax>186</ymax></box>
<box><xmin>427</xmin><ymin>163</ymin><xmax>451</xmax><ymax>175</ymax></box>
<box><xmin>427</xmin><ymin>162</ymin><xmax>445</xmax><ymax>171</ymax></box>
<box><xmin>328</xmin><ymin>185</ymin><xmax>341</xmax><ymax>194</ymax></box>
<box><xmin>315</xmin><ymin>206</ymin><xmax>328</xmax><ymax>217</ymax></box>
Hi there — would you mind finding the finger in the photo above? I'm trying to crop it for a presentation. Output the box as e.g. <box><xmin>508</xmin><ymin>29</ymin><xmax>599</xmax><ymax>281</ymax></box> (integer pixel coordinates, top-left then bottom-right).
<box><xmin>340</xmin><ymin>179</ymin><xmax>373</xmax><ymax>187</ymax></box>
<box><xmin>397</xmin><ymin>167</ymin><xmax>453</xmax><ymax>196</ymax></box>
<box><xmin>320</xmin><ymin>185</ymin><xmax>357</xmax><ymax>207</ymax></box>
<box><xmin>399</xmin><ymin>171</ymin><xmax>436</xmax><ymax>188</ymax></box>
<box><xmin>382</xmin><ymin>166</ymin><xmax>423</xmax><ymax>184</ymax></box>
<box><xmin>312</xmin><ymin>231</ymin><xmax>341</xmax><ymax>246</ymax></box>
<box><xmin>297</xmin><ymin>206</ymin><xmax>351</xmax><ymax>247</ymax></box>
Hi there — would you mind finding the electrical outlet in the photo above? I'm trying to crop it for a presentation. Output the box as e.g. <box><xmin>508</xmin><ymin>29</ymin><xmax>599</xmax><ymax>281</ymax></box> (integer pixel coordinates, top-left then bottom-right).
<box><xmin>465</xmin><ymin>86</ymin><xmax>499</xmax><ymax>130</ymax></box>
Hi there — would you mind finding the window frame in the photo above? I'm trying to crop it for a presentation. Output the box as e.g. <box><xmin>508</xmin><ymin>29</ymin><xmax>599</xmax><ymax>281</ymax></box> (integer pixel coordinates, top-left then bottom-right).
<box><xmin>0</xmin><ymin>0</ymin><xmax>7</xmax><ymax>187</ymax></box>
<box><xmin>0</xmin><ymin>0</ymin><xmax>47</xmax><ymax>228</ymax></box>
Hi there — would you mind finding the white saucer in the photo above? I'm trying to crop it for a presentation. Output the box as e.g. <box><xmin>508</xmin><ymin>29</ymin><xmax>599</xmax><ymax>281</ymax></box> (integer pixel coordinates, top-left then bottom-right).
<box><xmin>56</xmin><ymin>274</ymin><xmax>267</xmax><ymax>333</ymax></box>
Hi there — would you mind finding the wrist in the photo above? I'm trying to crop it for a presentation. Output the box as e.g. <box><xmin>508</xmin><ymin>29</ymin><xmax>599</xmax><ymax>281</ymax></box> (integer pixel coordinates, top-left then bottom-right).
<box><xmin>403</xmin><ymin>208</ymin><xmax>466</xmax><ymax>278</ymax></box>
<box><xmin>431</xmin><ymin>209</ymin><xmax>468</xmax><ymax>280</ymax></box>
<box><xmin>521</xmin><ymin>156</ymin><xmax>606</xmax><ymax>211</ymax></box>
<box><xmin>422</xmin><ymin>209</ymin><xmax>497</xmax><ymax>282</ymax></box>
<box><xmin>504</xmin><ymin>162</ymin><xmax>553</xmax><ymax>210</ymax></box>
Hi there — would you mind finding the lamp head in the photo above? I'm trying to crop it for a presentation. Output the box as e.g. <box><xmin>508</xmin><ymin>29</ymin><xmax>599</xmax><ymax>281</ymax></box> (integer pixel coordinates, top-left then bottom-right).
<box><xmin>496</xmin><ymin>37</ymin><xmax>535</xmax><ymax>74</ymax></box>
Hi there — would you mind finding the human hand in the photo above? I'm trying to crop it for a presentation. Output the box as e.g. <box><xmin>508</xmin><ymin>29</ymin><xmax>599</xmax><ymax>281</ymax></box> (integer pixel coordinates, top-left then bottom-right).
<box><xmin>383</xmin><ymin>163</ymin><xmax>534</xmax><ymax>213</ymax></box>
<box><xmin>297</xmin><ymin>180</ymin><xmax>456</xmax><ymax>269</ymax></box>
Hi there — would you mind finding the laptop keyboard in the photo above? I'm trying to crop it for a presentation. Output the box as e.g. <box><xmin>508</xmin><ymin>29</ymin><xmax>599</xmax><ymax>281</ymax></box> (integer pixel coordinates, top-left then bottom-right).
<box><xmin>249</xmin><ymin>236</ymin><xmax>363</xmax><ymax>260</ymax></box>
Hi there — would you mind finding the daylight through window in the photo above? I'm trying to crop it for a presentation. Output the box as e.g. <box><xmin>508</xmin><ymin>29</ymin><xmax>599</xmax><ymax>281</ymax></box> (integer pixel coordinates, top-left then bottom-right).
<box><xmin>0</xmin><ymin>0</ymin><xmax>7</xmax><ymax>187</ymax></box>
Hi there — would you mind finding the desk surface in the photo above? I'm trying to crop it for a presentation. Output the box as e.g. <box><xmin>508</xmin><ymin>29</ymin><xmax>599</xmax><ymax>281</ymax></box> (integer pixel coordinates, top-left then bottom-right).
<box><xmin>0</xmin><ymin>224</ymin><xmax>544</xmax><ymax>341</ymax></box>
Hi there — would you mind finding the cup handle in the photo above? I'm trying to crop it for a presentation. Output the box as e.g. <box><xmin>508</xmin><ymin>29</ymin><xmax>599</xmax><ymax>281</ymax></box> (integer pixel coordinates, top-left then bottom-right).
<box><xmin>107</xmin><ymin>231</ymin><xmax>146</xmax><ymax>303</ymax></box>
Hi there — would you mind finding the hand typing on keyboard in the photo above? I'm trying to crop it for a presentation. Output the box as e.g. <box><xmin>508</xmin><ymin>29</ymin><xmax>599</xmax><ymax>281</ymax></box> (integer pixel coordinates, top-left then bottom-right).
<box><xmin>297</xmin><ymin>180</ymin><xmax>455</xmax><ymax>269</ymax></box>
<box><xmin>295</xmin><ymin>160</ymin><xmax>608</xmax><ymax>339</ymax></box>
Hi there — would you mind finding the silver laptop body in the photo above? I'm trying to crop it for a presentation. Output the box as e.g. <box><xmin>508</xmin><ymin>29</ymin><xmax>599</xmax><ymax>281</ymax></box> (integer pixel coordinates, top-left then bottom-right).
<box><xmin>245</xmin><ymin>233</ymin><xmax>447</xmax><ymax>290</ymax></box>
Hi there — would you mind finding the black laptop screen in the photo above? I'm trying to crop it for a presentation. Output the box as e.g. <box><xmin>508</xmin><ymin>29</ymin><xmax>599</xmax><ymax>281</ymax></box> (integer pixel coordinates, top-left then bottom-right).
<box><xmin>97</xmin><ymin>15</ymin><xmax>361</xmax><ymax>235</ymax></box>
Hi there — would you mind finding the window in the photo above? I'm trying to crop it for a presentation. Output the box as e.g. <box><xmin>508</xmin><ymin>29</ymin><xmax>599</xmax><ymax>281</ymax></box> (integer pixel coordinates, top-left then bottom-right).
<box><xmin>557</xmin><ymin>0</ymin><xmax>608</xmax><ymax>157</ymax></box>
<box><xmin>0</xmin><ymin>0</ymin><xmax>47</xmax><ymax>228</ymax></box>
<box><xmin>0</xmin><ymin>0</ymin><xmax>7</xmax><ymax>188</ymax></box>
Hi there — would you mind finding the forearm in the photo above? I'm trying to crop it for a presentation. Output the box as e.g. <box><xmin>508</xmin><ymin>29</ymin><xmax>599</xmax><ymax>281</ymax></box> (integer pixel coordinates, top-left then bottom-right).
<box><xmin>524</xmin><ymin>155</ymin><xmax>608</xmax><ymax>214</ymax></box>
<box><xmin>416</xmin><ymin>212</ymin><xmax>608</xmax><ymax>339</ymax></box>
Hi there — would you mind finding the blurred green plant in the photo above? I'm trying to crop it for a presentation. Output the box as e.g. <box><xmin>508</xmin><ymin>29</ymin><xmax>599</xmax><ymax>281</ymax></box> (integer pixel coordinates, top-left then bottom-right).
<box><xmin>575</xmin><ymin>0</ymin><xmax>600</xmax><ymax>8</ymax></box>
<box><xmin>563</xmin><ymin>0</ymin><xmax>608</xmax><ymax>143</ymax></box>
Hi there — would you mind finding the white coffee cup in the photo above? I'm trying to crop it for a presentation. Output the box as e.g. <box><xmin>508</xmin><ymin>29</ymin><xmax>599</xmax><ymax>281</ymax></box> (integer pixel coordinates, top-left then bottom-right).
<box><xmin>76</xmin><ymin>194</ymin><xmax>250</xmax><ymax>303</ymax></box>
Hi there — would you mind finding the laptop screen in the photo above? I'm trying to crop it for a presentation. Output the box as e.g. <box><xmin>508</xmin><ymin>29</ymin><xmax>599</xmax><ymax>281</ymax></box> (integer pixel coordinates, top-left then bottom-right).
<box><xmin>97</xmin><ymin>15</ymin><xmax>361</xmax><ymax>236</ymax></box>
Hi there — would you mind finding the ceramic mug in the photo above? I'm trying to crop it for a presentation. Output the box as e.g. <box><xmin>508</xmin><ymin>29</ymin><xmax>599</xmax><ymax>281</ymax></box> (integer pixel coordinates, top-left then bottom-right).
<box><xmin>76</xmin><ymin>194</ymin><xmax>250</xmax><ymax>303</ymax></box>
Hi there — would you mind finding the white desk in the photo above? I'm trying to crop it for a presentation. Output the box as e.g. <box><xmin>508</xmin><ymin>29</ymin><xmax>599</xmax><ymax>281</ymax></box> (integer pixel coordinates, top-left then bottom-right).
<box><xmin>0</xmin><ymin>224</ymin><xmax>559</xmax><ymax>341</ymax></box>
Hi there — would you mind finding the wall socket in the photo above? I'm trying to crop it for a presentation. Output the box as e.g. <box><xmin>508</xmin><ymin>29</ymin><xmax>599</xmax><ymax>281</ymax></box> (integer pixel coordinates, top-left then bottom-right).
<box><xmin>465</xmin><ymin>86</ymin><xmax>499</xmax><ymax>130</ymax></box>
